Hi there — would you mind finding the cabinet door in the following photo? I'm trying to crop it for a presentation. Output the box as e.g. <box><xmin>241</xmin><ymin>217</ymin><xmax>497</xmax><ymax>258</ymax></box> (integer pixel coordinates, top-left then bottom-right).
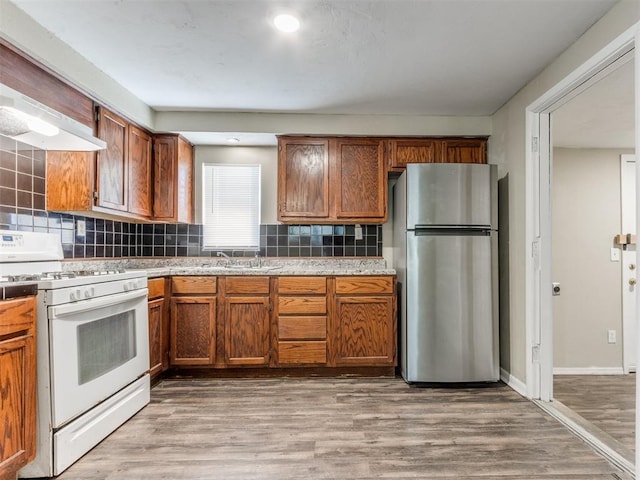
<box><xmin>332</xmin><ymin>138</ymin><xmax>387</xmax><ymax>222</ymax></box>
<box><xmin>388</xmin><ymin>138</ymin><xmax>439</xmax><ymax>171</ymax></box>
<box><xmin>128</xmin><ymin>125</ymin><xmax>152</xmax><ymax>216</ymax></box>
<box><xmin>0</xmin><ymin>334</ymin><xmax>36</xmax><ymax>477</ymax></box>
<box><xmin>170</xmin><ymin>297</ymin><xmax>216</xmax><ymax>366</ymax></box>
<box><xmin>148</xmin><ymin>297</ymin><xmax>164</xmax><ymax>378</ymax></box>
<box><xmin>224</xmin><ymin>296</ymin><xmax>271</xmax><ymax>366</ymax></box>
<box><xmin>277</xmin><ymin>137</ymin><xmax>330</xmax><ymax>220</ymax></box>
<box><xmin>153</xmin><ymin>136</ymin><xmax>176</xmax><ymax>220</ymax></box>
<box><xmin>440</xmin><ymin>138</ymin><xmax>487</xmax><ymax>164</ymax></box>
<box><xmin>332</xmin><ymin>296</ymin><xmax>395</xmax><ymax>366</ymax></box>
<box><xmin>96</xmin><ymin>107</ymin><xmax>128</xmax><ymax>211</ymax></box>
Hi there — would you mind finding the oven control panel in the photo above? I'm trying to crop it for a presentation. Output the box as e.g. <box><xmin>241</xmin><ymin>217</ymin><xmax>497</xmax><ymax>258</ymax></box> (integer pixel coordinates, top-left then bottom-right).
<box><xmin>1</xmin><ymin>233</ymin><xmax>24</xmax><ymax>248</ymax></box>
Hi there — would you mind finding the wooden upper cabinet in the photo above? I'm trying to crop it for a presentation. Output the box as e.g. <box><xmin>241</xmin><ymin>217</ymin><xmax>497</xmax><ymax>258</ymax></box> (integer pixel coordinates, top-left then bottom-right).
<box><xmin>388</xmin><ymin>138</ymin><xmax>439</xmax><ymax>172</ymax></box>
<box><xmin>153</xmin><ymin>134</ymin><xmax>194</xmax><ymax>223</ymax></box>
<box><xmin>277</xmin><ymin>136</ymin><xmax>386</xmax><ymax>224</ymax></box>
<box><xmin>440</xmin><ymin>138</ymin><xmax>487</xmax><ymax>164</ymax></box>
<box><xmin>127</xmin><ymin>125</ymin><xmax>152</xmax><ymax>217</ymax></box>
<box><xmin>332</xmin><ymin>138</ymin><xmax>386</xmax><ymax>222</ymax></box>
<box><xmin>278</xmin><ymin>137</ymin><xmax>330</xmax><ymax>221</ymax></box>
<box><xmin>96</xmin><ymin>107</ymin><xmax>128</xmax><ymax>212</ymax></box>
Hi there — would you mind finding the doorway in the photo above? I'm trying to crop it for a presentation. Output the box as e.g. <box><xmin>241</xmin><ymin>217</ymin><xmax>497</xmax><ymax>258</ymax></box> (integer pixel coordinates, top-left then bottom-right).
<box><xmin>524</xmin><ymin>26</ymin><xmax>637</xmax><ymax>476</ymax></box>
<box><xmin>550</xmin><ymin>59</ymin><xmax>635</xmax><ymax>463</ymax></box>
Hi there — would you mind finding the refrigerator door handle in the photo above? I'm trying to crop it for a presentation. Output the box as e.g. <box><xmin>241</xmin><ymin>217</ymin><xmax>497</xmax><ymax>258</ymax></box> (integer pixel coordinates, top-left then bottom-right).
<box><xmin>413</xmin><ymin>228</ymin><xmax>491</xmax><ymax>236</ymax></box>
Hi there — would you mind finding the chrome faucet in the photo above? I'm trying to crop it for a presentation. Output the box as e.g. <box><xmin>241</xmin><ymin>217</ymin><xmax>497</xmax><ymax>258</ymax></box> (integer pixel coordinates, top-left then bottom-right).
<box><xmin>217</xmin><ymin>251</ymin><xmax>232</xmax><ymax>265</ymax></box>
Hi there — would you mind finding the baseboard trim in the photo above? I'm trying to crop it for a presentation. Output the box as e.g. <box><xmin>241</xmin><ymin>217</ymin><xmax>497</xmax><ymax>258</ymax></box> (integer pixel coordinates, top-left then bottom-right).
<box><xmin>553</xmin><ymin>367</ymin><xmax>625</xmax><ymax>375</ymax></box>
<box><xmin>500</xmin><ymin>368</ymin><xmax>527</xmax><ymax>397</ymax></box>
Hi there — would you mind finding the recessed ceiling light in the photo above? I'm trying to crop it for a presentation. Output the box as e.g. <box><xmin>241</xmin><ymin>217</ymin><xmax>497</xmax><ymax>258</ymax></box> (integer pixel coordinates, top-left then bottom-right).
<box><xmin>227</xmin><ymin>137</ymin><xmax>240</xmax><ymax>143</ymax></box>
<box><xmin>273</xmin><ymin>14</ymin><xmax>300</xmax><ymax>33</ymax></box>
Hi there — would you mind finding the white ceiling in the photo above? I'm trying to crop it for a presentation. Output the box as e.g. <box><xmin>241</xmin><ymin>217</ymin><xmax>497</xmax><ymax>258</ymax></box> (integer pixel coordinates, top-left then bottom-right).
<box><xmin>8</xmin><ymin>0</ymin><xmax>624</xmax><ymax>146</ymax></box>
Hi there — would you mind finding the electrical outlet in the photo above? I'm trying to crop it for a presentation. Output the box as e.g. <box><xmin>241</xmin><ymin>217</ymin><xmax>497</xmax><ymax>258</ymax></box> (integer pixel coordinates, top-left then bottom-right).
<box><xmin>355</xmin><ymin>224</ymin><xmax>363</xmax><ymax>241</ymax></box>
<box><xmin>76</xmin><ymin>219</ymin><xmax>86</xmax><ymax>237</ymax></box>
<box><xmin>607</xmin><ymin>329</ymin><xmax>616</xmax><ymax>344</ymax></box>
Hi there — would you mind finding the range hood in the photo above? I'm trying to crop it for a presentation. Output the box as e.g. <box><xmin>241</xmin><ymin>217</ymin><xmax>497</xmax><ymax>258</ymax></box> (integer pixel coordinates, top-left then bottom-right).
<box><xmin>0</xmin><ymin>84</ymin><xmax>106</xmax><ymax>151</ymax></box>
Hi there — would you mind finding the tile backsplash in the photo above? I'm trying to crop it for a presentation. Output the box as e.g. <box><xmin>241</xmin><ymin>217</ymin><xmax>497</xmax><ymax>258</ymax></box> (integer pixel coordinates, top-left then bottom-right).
<box><xmin>0</xmin><ymin>136</ymin><xmax>382</xmax><ymax>259</ymax></box>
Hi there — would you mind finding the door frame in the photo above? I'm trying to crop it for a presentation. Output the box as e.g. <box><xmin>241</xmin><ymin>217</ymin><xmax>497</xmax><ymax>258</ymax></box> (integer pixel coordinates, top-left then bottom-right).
<box><xmin>524</xmin><ymin>21</ymin><xmax>638</xmax><ymax>471</ymax></box>
<box><xmin>621</xmin><ymin>154</ymin><xmax>637</xmax><ymax>374</ymax></box>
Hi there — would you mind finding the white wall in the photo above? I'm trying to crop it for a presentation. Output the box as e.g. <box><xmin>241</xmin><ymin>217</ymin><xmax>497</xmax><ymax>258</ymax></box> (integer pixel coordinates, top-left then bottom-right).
<box><xmin>491</xmin><ymin>1</ymin><xmax>639</xmax><ymax>383</ymax></box>
<box><xmin>552</xmin><ymin>148</ymin><xmax>632</xmax><ymax>370</ymax></box>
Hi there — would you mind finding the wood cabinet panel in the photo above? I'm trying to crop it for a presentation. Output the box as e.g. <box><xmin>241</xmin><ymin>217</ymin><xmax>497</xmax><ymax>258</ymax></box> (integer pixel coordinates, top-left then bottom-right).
<box><xmin>277</xmin><ymin>277</ymin><xmax>326</xmax><ymax>294</ymax></box>
<box><xmin>278</xmin><ymin>137</ymin><xmax>330</xmax><ymax>220</ymax></box>
<box><xmin>278</xmin><ymin>296</ymin><xmax>327</xmax><ymax>315</ymax></box>
<box><xmin>127</xmin><ymin>125</ymin><xmax>152</xmax><ymax>216</ymax></box>
<box><xmin>153</xmin><ymin>134</ymin><xmax>194</xmax><ymax>223</ymax></box>
<box><xmin>389</xmin><ymin>138</ymin><xmax>439</xmax><ymax>171</ymax></box>
<box><xmin>333</xmin><ymin>296</ymin><xmax>395</xmax><ymax>366</ymax></box>
<box><xmin>148</xmin><ymin>297</ymin><xmax>164</xmax><ymax>378</ymax></box>
<box><xmin>0</xmin><ymin>42</ymin><xmax>94</xmax><ymax>127</ymax></box>
<box><xmin>147</xmin><ymin>277</ymin><xmax>166</xmax><ymax>300</ymax></box>
<box><xmin>46</xmin><ymin>151</ymin><xmax>94</xmax><ymax>211</ymax></box>
<box><xmin>278</xmin><ymin>341</ymin><xmax>326</xmax><ymax>365</ymax></box>
<box><xmin>333</xmin><ymin>138</ymin><xmax>387</xmax><ymax>221</ymax></box>
<box><xmin>170</xmin><ymin>297</ymin><xmax>216</xmax><ymax>366</ymax></box>
<box><xmin>225</xmin><ymin>276</ymin><xmax>269</xmax><ymax>295</ymax></box>
<box><xmin>440</xmin><ymin>138</ymin><xmax>487</xmax><ymax>164</ymax></box>
<box><xmin>0</xmin><ymin>296</ymin><xmax>36</xmax><ymax>479</ymax></box>
<box><xmin>335</xmin><ymin>276</ymin><xmax>394</xmax><ymax>295</ymax></box>
<box><xmin>278</xmin><ymin>316</ymin><xmax>327</xmax><ymax>340</ymax></box>
<box><xmin>171</xmin><ymin>276</ymin><xmax>217</xmax><ymax>295</ymax></box>
<box><xmin>96</xmin><ymin>107</ymin><xmax>128</xmax><ymax>212</ymax></box>
<box><xmin>224</xmin><ymin>296</ymin><xmax>270</xmax><ymax>366</ymax></box>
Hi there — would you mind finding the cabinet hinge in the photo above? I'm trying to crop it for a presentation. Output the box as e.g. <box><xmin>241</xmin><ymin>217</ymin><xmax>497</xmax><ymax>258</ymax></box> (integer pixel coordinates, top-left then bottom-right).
<box><xmin>93</xmin><ymin>191</ymin><xmax>99</xmax><ymax>200</ymax></box>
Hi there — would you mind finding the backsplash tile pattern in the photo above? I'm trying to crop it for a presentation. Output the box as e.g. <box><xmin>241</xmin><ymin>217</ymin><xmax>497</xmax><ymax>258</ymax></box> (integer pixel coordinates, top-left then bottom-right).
<box><xmin>0</xmin><ymin>136</ymin><xmax>383</xmax><ymax>259</ymax></box>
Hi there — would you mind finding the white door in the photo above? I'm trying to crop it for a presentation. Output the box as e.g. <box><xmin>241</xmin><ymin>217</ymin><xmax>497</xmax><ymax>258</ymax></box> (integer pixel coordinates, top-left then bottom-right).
<box><xmin>620</xmin><ymin>154</ymin><xmax>636</xmax><ymax>373</ymax></box>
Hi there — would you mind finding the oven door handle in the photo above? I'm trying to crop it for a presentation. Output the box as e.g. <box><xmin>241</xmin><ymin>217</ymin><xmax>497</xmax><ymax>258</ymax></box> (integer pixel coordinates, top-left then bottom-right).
<box><xmin>50</xmin><ymin>288</ymin><xmax>148</xmax><ymax>318</ymax></box>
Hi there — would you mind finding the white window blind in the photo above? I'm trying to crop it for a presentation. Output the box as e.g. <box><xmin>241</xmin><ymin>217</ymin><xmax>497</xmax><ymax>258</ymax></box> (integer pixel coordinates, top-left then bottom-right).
<box><xmin>202</xmin><ymin>164</ymin><xmax>261</xmax><ymax>250</ymax></box>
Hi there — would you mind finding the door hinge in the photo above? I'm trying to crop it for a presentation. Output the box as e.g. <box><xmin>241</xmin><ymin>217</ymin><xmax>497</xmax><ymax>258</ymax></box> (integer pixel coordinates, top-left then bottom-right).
<box><xmin>532</xmin><ymin>344</ymin><xmax>540</xmax><ymax>363</ymax></box>
<box><xmin>532</xmin><ymin>136</ymin><xmax>539</xmax><ymax>153</ymax></box>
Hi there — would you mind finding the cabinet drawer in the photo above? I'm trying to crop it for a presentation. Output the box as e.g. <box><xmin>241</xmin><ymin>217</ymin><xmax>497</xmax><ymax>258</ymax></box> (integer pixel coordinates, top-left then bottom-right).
<box><xmin>335</xmin><ymin>277</ymin><xmax>393</xmax><ymax>295</ymax></box>
<box><xmin>278</xmin><ymin>296</ymin><xmax>326</xmax><ymax>315</ymax></box>
<box><xmin>278</xmin><ymin>316</ymin><xmax>327</xmax><ymax>340</ymax></box>
<box><xmin>0</xmin><ymin>296</ymin><xmax>36</xmax><ymax>337</ymax></box>
<box><xmin>147</xmin><ymin>277</ymin><xmax>166</xmax><ymax>300</ymax></box>
<box><xmin>225</xmin><ymin>276</ymin><xmax>269</xmax><ymax>294</ymax></box>
<box><xmin>278</xmin><ymin>341</ymin><xmax>326</xmax><ymax>365</ymax></box>
<box><xmin>278</xmin><ymin>277</ymin><xmax>326</xmax><ymax>294</ymax></box>
<box><xmin>171</xmin><ymin>276</ymin><xmax>217</xmax><ymax>294</ymax></box>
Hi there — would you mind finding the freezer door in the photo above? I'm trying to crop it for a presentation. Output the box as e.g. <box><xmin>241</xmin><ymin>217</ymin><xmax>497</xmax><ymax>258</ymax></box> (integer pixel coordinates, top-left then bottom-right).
<box><xmin>406</xmin><ymin>163</ymin><xmax>493</xmax><ymax>228</ymax></box>
<box><xmin>404</xmin><ymin>231</ymin><xmax>497</xmax><ymax>382</ymax></box>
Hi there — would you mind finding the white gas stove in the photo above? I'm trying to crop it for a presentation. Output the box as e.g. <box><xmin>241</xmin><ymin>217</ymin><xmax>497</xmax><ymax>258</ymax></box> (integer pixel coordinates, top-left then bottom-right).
<box><xmin>0</xmin><ymin>230</ymin><xmax>151</xmax><ymax>478</ymax></box>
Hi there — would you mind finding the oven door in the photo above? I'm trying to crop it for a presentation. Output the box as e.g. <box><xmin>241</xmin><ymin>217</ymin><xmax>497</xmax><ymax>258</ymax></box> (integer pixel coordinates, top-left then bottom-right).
<box><xmin>48</xmin><ymin>288</ymin><xmax>149</xmax><ymax>428</ymax></box>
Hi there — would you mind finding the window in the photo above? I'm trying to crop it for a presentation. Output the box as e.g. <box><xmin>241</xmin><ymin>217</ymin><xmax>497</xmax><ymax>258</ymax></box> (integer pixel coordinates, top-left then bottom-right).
<box><xmin>202</xmin><ymin>164</ymin><xmax>261</xmax><ymax>250</ymax></box>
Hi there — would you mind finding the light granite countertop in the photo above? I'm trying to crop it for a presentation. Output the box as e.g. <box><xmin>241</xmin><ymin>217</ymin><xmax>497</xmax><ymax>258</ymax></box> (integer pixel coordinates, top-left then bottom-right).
<box><xmin>61</xmin><ymin>257</ymin><xmax>395</xmax><ymax>278</ymax></box>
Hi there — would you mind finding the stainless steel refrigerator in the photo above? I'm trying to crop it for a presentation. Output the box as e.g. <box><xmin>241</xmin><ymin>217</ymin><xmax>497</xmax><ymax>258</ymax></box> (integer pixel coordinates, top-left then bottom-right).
<box><xmin>394</xmin><ymin>163</ymin><xmax>498</xmax><ymax>383</ymax></box>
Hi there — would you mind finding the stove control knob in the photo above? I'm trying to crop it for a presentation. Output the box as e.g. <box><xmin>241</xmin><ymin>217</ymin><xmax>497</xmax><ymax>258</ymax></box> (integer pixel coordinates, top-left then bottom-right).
<box><xmin>123</xmin><ymin>282</ymin><xmax>130</xmax><ymax>292</ymax></box>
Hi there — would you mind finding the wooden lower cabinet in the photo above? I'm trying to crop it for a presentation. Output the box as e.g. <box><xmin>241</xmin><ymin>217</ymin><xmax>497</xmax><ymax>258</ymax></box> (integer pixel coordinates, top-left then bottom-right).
<box><xmin>222</xmin><ymin>277</ymin><xmax>271</xmax><ymax>366</ymax></box>
<box><xmin>166</xmin><ymin>274</ymin><xmax>396</xmax><ymax>372</ymax></box>
<box><xmin>170</xmin><ymin>277</ymin><xmax>217</xmax><ymax>366</ymax></box>
<box><xmin>0</xmin><ymin>296</ymin><xmax>37</xmax><ymax>479</ymax></box>
<box><xmin>147</xmin><ymin>277</ymin><xmax>169</xmax><ymax>379</ymax></box>
<box><xmin>331</xmin><ymin>276</ymin><xmax>397</xmax><ymax>366</ymax></box>
<box><xmin>276</xmin><ymin>276</ymin><xmax>328</xmax><ymax>366</ymax></box>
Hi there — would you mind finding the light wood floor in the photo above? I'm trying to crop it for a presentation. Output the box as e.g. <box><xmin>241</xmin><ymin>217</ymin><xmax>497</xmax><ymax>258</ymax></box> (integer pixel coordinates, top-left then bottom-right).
<box><xmin>56</xmin><ymin>377</ymin><xmax>632</xmax><ymax>480</ymax></box>
<box><xmin>554</xmin><ymin>374</ymin><xmax>635</xmax><ymax>453</ymax></box>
